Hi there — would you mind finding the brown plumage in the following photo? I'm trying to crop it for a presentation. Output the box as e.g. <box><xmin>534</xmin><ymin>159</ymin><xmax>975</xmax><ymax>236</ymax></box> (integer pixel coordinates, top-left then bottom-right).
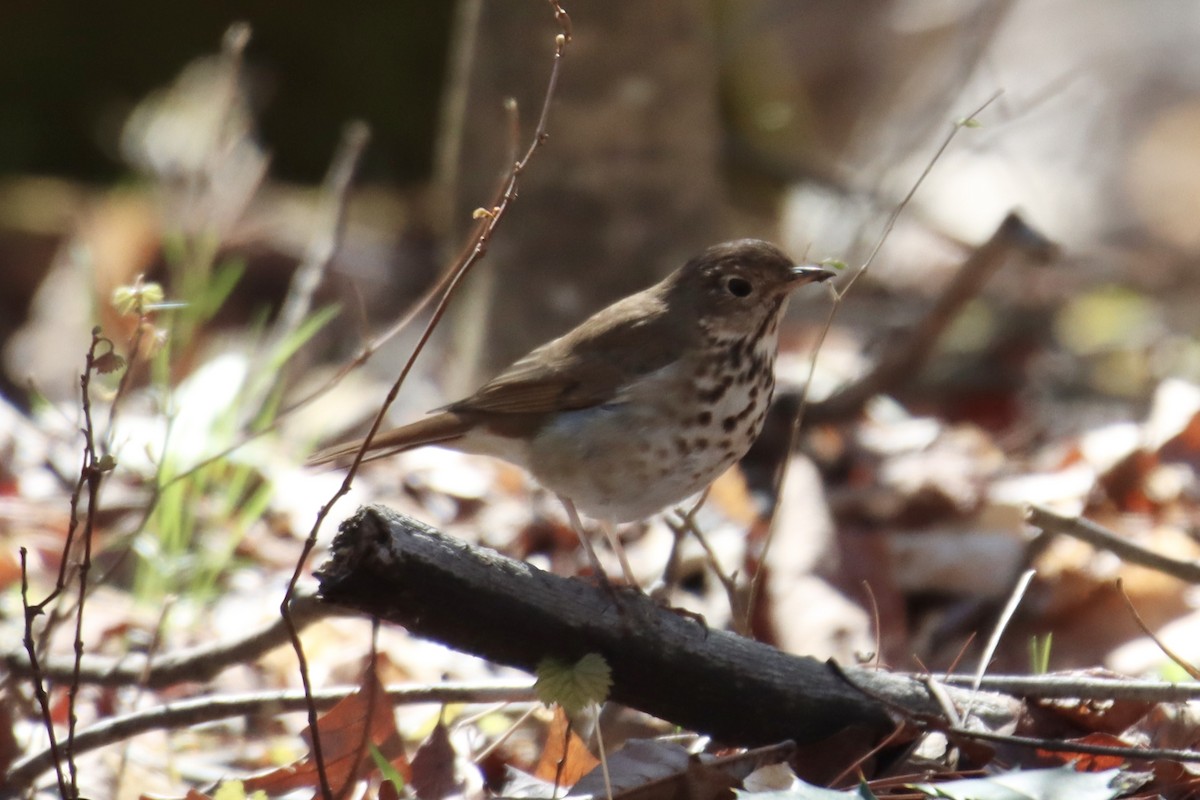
<box><xmin>308</xmin><ymin>239</ymin><xmax>833</xmax><ymax>522</ymax></box>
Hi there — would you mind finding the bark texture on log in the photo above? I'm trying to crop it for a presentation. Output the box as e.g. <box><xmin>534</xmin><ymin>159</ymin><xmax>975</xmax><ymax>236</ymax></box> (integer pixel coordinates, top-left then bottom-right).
<box><xmin>315</xmin><ymin>505</ymin><xmax>1019</xmax><ymax>749</ymax></box>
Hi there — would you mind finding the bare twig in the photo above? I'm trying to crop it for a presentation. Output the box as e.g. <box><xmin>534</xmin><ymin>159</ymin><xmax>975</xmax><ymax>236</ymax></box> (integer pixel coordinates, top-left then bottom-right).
<box><xmin>1027</xmin><ymin>504</ymin><xmax>1200</xmax><ymax>584</ymax></box>
<box><xmin>274</xmin><ymin>120</ymin><xmax>370</xmax><ymax>350</ymax></box>
<box><xmin>64</xmin><ymin>330</ymin><xmax>112</xmax><ymax>796</ymax></box>
<box><xmin>963</xmin><ymin>568</ymin><xmax>1036</xmax><ymax>724</ymax></box>
<box><xmin>282</xmin><ymin>7</ymin><xmax>573</xmax><ymax>799</ymax></box>
<box><xmin>939</xmin><ymin>672</ymin><xmax>1200</xmax><ymax>702</ymax></box>
<box><xmin>6</xmin><ymin>680</ymin><xmax>537</xmax><ymax>794</ymax></box>
<box><xmin>843</xmin><ymin>91</ymin><xmax>1004</xmax><ymax>296</ymax></box>
<box><xmin>942</xmin><ymin>724</ymin><xmax>1200</xmax><ymax>763</ymax></box>
<box><xmin>665</xmin><ymin>497</ymin><xmax>743</xmax><ymax>624</ymax></box>
<box><xmin>4</xmin><ymin>588</ymin><xmax>334</xmax><ymax>688</ymax></box>
<box><xmin>860</xmin><ymin>580</ymin><xmax>883</xmax><ymax>670</ymax></box>
<box><xmin>748</xmin><ymin>94</ymin><xmax>1006</xmax><ymax>633</ymax></box>
<box><xmin>17</xmin><ymin>329</ymin><xmax>115</xmax><ymax>799</ymax></box>
<box><xmin>832</xmin><ymin>662</ymin><xmax>1200</xmax><ymax>765</ymax></box>
<box><xmin>1115</xmin><ymin>577</ymin><xmax>1200</xmax><ymax>679</ymax></box>
<box><xmin>829</xmin><ymin>722</ymin><xmax>913</xmax><ymax>789</ymax></box>
<box><xmin>19</xmin><ymin>547</ymin><xmax>68</xmax><ymax>798</ymax></box>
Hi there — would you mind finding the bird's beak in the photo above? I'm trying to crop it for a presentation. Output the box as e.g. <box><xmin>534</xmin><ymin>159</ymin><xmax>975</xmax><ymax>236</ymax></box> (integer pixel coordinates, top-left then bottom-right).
<box><xmin>790</xmin><ymin>264</ymin><xmax>837</xmax><ymax>284</ymax></box>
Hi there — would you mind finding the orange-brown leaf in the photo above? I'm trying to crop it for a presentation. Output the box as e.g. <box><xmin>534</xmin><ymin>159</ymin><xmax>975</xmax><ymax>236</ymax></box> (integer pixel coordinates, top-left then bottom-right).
<box><xmin>533</xmin><ymin>706</ymin><xmax>599</xmax><ymax>788</ymax></box>
<box><xmin>242</xmin><ymin>667</ymin><xmax>410</xmax><ymax>798</ymax></box>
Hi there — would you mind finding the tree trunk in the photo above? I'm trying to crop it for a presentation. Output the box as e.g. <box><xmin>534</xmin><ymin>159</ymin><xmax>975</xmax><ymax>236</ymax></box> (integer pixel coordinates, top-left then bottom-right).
<box><xmin>435</xmin><ymin>0</ymin><xmax>727</xmax><ymax>389</ymax></box>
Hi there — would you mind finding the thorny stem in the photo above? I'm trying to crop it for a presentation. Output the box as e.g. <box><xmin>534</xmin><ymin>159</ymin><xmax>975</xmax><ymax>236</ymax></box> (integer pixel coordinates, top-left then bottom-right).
<box><xmin>745</xmin><ymin>92</ymin><xmax>1004</xmax><ymax>634</ymax></box>
<box><xmin>28</xmin><ymin>329</ymin><xmax>132</xmax><ymax>660</ymax></box>
<box><xmin>20</xmin><ymin>547</ymin><xmax>69</xmax><ymax>799</ymax></box>
<box><xmin>20</xmin><ymin>329</ymin><xmax>113</xmax><ymax>798</ymax></box>
<box><xmin>65</xmin><ymin>328</ymin><xmax>109</xmax><ymax>796</ymax></box>
<box><xmin>282</xmin><ymin>6</ymin><xmax>572</xmax><ymax>800</ymax></box>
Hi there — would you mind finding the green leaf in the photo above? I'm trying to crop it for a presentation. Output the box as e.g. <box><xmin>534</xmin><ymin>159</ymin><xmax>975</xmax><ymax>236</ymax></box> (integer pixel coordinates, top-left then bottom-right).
<box><xmin>1029</xmin><ymin>632</ymin><xmax>1053</xmax><ymax>675</ymax></box>
<box><xmin>535</xmin><ymin>653</ymin><xmax>612</xmax><ymax>713</ymax></box>
<box><xmin>269</xmin><ymin>303</ymin><xmax>340</xmax><ymax>372</ymax></box>
<box><xmin>112</xmin><ymin>281</ymin><xmax>165</xmax><ymax>316</ymax></box>
<box><xmin>204</xmin><ymin>258</ymin><xmax>246</xmax><ymax>318</ymax></box>
<box><xmin>370</xmin><ymin>742</ymin><xmax>407</xmax><ymax>790</ymax></box>
<box><xmin>819</xmin><ymin>258</ymin><xmax>848</xmax><ymax>271</ymax></box>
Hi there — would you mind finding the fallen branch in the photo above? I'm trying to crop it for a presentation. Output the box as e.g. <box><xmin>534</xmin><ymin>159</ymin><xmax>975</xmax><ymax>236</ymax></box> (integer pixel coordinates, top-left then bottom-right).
<box><xmin>6</xmin><ymin>679</ymin><xmax>535</xmax><ymax>793</ymax></box>
<box><xmin>939</xmin><ymin>672</ymin><xmax>1200</xmax><ymax>702</ymax></box>
<box><xmin>4</xmin><ymin>588</ymin><xmax>335</xmax><ymax>688</ymax></box>
<box><xmin>1027</xmin><ymin>505</ymin><xmax>1200</xmax><ymax>584</ymax></box>
<box><xmin>315</xmin><ymin>505</ymin><xmax>1021</xmax><ymax>749</ymax></box>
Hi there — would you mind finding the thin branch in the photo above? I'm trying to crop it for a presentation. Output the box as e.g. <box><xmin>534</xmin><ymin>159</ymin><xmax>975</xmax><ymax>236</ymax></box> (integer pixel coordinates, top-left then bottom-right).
<box><xmin>274</xmin><ymin>120</ymin><xmax>370</xmax><ymax>350</ymax></box>
<box><xmin>65</xmin><ymin>329</ymin><xmax>109</xmax><ymax>796</ymax></box>
<box><xmin>963</xmin><ymin>568</ymin><xmax>1036</xmax><ymax>723</ymax></box>
<box><xmin>664</xmin><ymin>496</ymin><xmax>743</xmax><ymax>625</ymax></box>
<box><xmin>939</xmin><ymin>673</ymin><xmax>1200</xmax><ymax>702</ymax></box>
<box><xmin>4</xmin><ymin>588</ymin><xmax>335</xmax><ymax>688</ymax></box>
<box><xmin>942</xmin><ymin>724</ymin><xmax>1200</xmax><ymax>763</ymax></box>
<box><xmin>1027</xmin><ymin>505</ymin><xmax>1200</xmax><ymax>584</ymax></box>
<box><xmin>19</xmin><ymin>547</ymin><xmax>68</xmax><ymax>798</ymax></box>
<box><xmin>1116</xmin><ymin>577</ymin><xmax>1200</xmax><ymax>679</ymax></box>
<box><xmin>282</xmin><ymin>7</ymin><xmax>573</xmax><ymax>800</ymax></box>
<box><xmin>842</xmin><ymin>91</ymin><xmax>1003</xmax><ymax>296</ymax></box>
<box><xmin>6</xmin><ymin>680</ymin><xmax>537</xmax><ymax>794</ymax></box>
<box><xmin>747</xmin><ymin>95</ymin><xmax>1009</xmax><ymax>634</ymax></box>
<box><xmin>833</xmin><ymin>663</ymin><xmax>1200</xmax><ymax>764</ymax></box>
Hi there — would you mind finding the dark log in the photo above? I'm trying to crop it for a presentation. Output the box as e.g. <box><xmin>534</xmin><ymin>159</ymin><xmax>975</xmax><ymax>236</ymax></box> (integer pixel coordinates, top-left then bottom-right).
<box><xmin>315</xmin><ymin>505</ymin><xmax>1019</xmax><ymax>748</ymax></box>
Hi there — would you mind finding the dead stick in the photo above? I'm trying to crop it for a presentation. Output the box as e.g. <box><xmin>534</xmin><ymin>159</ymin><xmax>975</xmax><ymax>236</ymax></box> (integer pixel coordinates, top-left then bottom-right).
<box><xmin>4</xmin><ymin>589</ymin><xmax>335</xmax><ymax>688</ymax></box>
<box><xmin>940</xmin><ymin>672</ymin><xmax>1200</xmax><ymax>702</ymax></box>
<box><xmin>1028</xmin><ymin>505</ymin><xmax>1200</xmax><ymax>584</ymax></box>
<box><xmin>314</xmin><ymin>505</ymin><xmax>1019</xmax><ymax>748</ymax></box>
<box><xmin>6</xmin><ymin>680</ymin><xmax>535</xmax><ymax>793</ymax></box>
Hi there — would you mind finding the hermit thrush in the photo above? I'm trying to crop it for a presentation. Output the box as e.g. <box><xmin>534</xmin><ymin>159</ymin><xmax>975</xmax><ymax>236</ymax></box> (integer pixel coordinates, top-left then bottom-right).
<box><xmin>309</xmin><ymin>240</ymin><xmax>832</xmax><ymax>570</ymax></box>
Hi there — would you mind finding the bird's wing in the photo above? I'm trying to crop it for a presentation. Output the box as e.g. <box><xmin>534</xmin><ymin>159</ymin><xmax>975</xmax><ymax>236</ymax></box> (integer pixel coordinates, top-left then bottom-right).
<box><xmin>446</xmin><ymin>290</ymin><xmax>686</xmax><ymax>415</ymax></box>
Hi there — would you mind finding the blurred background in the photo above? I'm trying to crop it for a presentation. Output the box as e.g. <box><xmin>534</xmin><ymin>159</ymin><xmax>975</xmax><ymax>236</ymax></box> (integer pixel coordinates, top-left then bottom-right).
<box><xmin>5</xmin><ymin>0</ymin><xmax>1200</xmax><ymax>409</ymax></box>
<box><xmin>5</xmin><ymin>0</ymin><xmax>1200</xmax><ymax>672</ymax></box>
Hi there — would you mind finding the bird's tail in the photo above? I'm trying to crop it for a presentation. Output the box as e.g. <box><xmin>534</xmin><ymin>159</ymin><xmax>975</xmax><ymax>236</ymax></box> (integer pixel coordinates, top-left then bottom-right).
<box><xmin>305</xmin><ymin>411</ymin><xmax>472</xmax><ymax>467</ymax></box>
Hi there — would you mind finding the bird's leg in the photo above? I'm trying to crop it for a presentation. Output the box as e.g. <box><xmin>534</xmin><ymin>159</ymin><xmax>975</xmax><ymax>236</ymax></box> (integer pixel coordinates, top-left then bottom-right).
<box><xmin>598</xmin><ymin>519</ymin><xmax>638</xmax><ymax>589</ymax></box>
<box><xmin>649</xmin><ymin>516</ymin><xmax>688</xmax><ymax>600</ymax></box>
<box><xmin>559</xmin><ymin>496</ymin><xmax>611</xmax><ymax>582</ymax></box>
<box><xmin>652</xmin><ymin>488</ymin><xmax>712</xmax><ymax>595</ymax></box>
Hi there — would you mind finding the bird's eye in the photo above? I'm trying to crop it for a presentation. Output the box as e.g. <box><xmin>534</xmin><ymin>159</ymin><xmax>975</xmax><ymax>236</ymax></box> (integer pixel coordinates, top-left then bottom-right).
<box><xmin>725</xmin><ymin>277</ymin><xmax>753</xmax><ymax>298</ymax></box>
